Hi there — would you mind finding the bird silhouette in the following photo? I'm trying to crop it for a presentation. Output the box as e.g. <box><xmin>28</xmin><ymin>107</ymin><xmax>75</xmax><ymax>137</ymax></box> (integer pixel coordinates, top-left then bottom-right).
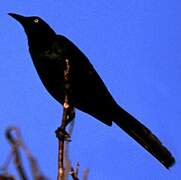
<box><xmin>9</xmin><ymin>13</ymin><xmax>175</xmax><ymax>169</ymax></box>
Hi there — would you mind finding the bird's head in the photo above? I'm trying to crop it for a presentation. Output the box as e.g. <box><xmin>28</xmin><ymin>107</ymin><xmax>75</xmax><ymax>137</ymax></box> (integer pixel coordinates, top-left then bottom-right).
<box><xmin>8</xmin><ymin>13</ymin><xmax>56</xmax><ymax>47</ymax></box>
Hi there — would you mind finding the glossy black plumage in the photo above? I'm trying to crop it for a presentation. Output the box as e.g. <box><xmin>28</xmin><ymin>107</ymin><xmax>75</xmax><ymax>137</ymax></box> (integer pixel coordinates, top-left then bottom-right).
<box><xmin>9</xmin><ymin>13</ymin><xmax>175</xmax><ymax>168</ymax></box>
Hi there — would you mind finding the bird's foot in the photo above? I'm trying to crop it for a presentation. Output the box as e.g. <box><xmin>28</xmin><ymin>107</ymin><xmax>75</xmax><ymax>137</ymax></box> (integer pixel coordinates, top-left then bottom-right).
<box><xmin>55</xmin><ymin>127</ymin><xmax>71</xmax><ymax>142</ymax></box>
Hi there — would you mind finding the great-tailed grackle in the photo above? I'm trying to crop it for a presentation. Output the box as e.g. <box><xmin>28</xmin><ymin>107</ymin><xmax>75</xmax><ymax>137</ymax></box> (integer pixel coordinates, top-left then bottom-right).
<box><xmin>9</xmin><ymin>13</ymin><xmax>175</xmax><ymax>168</ymax></box>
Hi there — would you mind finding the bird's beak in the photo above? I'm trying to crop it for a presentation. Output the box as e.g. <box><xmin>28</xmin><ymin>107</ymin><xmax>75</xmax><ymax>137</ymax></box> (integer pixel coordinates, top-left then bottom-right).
<box><xmin>8</xmin><ymin>13</ymin><xmax>26</xmax><ymax>25</ymax></box>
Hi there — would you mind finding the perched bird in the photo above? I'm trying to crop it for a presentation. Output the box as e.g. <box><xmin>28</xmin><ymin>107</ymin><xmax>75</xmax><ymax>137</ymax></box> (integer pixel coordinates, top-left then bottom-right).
<box><xmin>9</xmin><ymin>13</ymin><xmax>175</xmax><ymax>168</ymax></box>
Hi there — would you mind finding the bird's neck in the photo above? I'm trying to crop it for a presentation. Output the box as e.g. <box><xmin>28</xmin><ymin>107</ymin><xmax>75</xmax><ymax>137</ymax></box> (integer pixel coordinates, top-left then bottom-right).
<box><xmin>28</xmin><ymin>34</ymin><xmax>56</xmax><ymax>52</ymax></box>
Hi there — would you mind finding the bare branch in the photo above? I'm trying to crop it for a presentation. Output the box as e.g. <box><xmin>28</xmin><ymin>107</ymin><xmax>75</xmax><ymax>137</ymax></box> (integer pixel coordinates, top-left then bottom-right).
<box><xmin>20</xmin><ymin>134</ymin><xmax>47</xmax><ymax>180</ymax></box>
<box><xmin>70</xmin><ymin>167</ymin><xmax>79</xmax><ymax>180</ymax></box>
<box><xmin>70</xmin><ymin>162</ymin><xmax>80</xmax><ymax>180</ymax></box>
<box><xmin>5</xmin><ymin>127</ymin><xmax>27</xmax><ymax>180</ymax></box>
<box><xmin>64</xmin><ymin>119</ymin><xmax>75</xmax><ymax>179</ymax></box>
<box><xmin>55</xmin><ymin>59</ymin><xmax>89</xmax><ymax>180</ymax></box>
<box><xmin>3</xmin><ymin>127</ymin><xmax>47</xmax><ymax>180</ymax></box>
<box><xmin>56</xmin><ymin>59</ymin><xmax>74</xmax><ymax>180</ymax></box>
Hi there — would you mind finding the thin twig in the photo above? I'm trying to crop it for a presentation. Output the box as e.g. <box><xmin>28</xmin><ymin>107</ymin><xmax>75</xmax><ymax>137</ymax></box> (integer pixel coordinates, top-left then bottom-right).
<box><xmin>64</xmin><ymin>119</ymin><xmax>75</xmax><ymax>179</ymax></box>
<box><xmin>70</xmin><ymin>167</ymin><xmax>79</xmax><ymax>180</ymax></box>
<box><xmin>57</xmin><ymin>107</ymin><xmax>69</xmax><ymax>180</ymax></box>
<box><xmin>56</xmin><ymin>59</ymin><xmax>88</xmax><ymax>180</ymax></box>
<box><xmin>5</xmin><ymin>127</ymin><xmax>27</xmax><ymax>180</ymax></box>
<box><xmin>70</xmin><ymin>162</ymin><xmax>79</xmax><ymax>180</ymax></box>
<box><xmin>57</xmin><ymin>59</ymin><xmax>73</xmax><ymax>180</ymax></box>
<box><xmin>19</xmin><ymin>133</ymin><xmax>47</xmax><ymax>180</ymax></box>
<box><xmin>2</xmin><ymin>127</ymin><xmax>47</xmax><ymax>180</ymax></box>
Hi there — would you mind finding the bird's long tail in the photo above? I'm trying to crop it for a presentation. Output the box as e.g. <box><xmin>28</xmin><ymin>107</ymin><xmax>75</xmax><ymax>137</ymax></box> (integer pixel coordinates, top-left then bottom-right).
<box><xmin>113</xmin><ymin>106</ymin><xmax>175</xmax><ymax>169</ymax></box>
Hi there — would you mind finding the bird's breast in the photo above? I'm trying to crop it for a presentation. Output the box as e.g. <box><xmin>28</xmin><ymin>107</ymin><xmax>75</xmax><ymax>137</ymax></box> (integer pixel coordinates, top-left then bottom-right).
<box><xmin>30</xmin><ymin>48</ymin><xmax>66</xmax><ymax>104</ymax></box>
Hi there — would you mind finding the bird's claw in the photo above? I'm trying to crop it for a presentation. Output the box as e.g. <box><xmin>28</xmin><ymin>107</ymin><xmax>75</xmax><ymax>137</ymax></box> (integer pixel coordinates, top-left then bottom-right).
<box><xmin>55</xmin><ymin>127</ymin><xmax>71</xmax><ymax>142</ymax></box>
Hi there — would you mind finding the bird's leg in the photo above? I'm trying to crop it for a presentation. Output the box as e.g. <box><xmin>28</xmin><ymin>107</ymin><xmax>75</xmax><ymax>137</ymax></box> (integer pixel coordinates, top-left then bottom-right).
<box><xmin>55</xmin><ymin>105</ymin><xmax>75</xmax><ymax>142</ymax></box>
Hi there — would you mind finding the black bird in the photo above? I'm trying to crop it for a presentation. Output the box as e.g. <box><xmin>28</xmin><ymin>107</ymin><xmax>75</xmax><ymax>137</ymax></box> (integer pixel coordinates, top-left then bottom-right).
<box><xmin>9</xmin><ymin>13</ymin><xmax>175</xmax><ymax>168</ymax></box>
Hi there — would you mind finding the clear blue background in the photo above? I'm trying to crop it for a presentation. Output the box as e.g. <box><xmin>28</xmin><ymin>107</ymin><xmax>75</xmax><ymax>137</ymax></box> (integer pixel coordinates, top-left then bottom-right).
<box><xmin>0</xmin><ymin>1</ymin><xmax>180</xmax><ymax>179</ymax></box>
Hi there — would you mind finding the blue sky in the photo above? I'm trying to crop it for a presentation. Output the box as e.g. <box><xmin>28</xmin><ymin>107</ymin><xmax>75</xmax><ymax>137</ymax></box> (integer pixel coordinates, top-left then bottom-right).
<box><xmin>0</xmin><ymin>1</ymin><xmax>180</xmax><ymax>179</ymax></box>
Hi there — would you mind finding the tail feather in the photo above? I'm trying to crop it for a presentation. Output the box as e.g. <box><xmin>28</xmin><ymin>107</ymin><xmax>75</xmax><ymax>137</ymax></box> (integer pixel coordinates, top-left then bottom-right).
<box><xmin>113</xmin><ymin>106</ymin><xmax>175</xmax><ymax>169</ymax></box>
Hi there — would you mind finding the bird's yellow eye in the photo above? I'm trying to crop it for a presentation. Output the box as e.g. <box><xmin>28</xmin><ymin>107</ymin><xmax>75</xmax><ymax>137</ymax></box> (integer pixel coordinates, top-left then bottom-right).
<box><xmin>34</xmin><ymin>19</ymin><xmax>39</xmax><ymax>23</ymax></box>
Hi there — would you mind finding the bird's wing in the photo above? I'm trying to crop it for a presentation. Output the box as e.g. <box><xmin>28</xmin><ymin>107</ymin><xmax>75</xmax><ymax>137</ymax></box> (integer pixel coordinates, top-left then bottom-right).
<box><xmin>56</xmin><ymin>35</ymin><xmax>117</xmax><ymax>125</ymax></box>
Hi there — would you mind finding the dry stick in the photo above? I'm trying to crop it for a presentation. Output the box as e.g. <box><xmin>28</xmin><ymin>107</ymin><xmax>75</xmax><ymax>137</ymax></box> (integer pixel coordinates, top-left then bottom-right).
<box><xmin>70</xmin><ymin>162</ymin><xmax>79</xmax><ymax>180</ymax></box>
<box><xmin>70</xmin><ymin>168</ymin><xmax>79</xmax><ymax>180</ymax></box>
<box><xmin>5</xmin><ymin>127</ymin><xmax>27</xmax><ymax>180</ymax></box>
<box><xmin>26</xmin><ymin>156</ymin><xmax>47</xmax><ymax>180</ymax></box>
<box><xmin>64</xmin><ymin>119</ymin><xmax>75</xmax><ymax>179</ymax></box>
<box><xmin>57</xmin><ymin>106</ymin><xmax>69</xmax><ymax>180</ymax></box>
<box><xmin>57</xmin><ymin>59</ymin><xmax>73</xmax><ymax>180</ymax></box>
<box><xmin>57</xmin><ymin>59</ymin><xmax>87</xmax><ymax>180</ymax></box>
<box><xmin>5</xmin><ymin>127</ymin><xmax>47</xmax><ymax>180</ymax></box>
<box><xmin>2</xmin><ymin>127</ymin><xmax>47</xmax><ymax>180</ymax></box>
<box><xmin>18</xmin><ymin>130</ymin><xmax>47</xmax><ymax>180</ymax></box>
